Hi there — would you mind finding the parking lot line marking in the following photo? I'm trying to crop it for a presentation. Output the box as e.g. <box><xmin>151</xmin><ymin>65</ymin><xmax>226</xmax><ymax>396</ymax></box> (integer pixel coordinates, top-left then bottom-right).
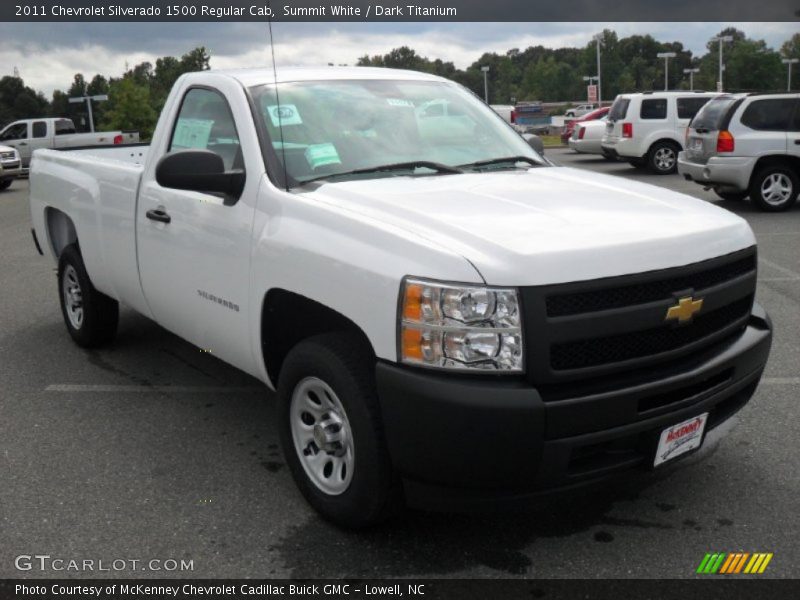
<box><xmin>760</xmin><ymin>378</ymin><xmax>800</xmax><ymax>385</ymax></box>
<box><xmin>759</xmin><ymin>258</ymin><xmax>800</xmax><ymax>280</ymax></box>
<box><xmin>45</xmin><ymin>384</ymin><xmax>264</xmax><ymax>393</ymax></box>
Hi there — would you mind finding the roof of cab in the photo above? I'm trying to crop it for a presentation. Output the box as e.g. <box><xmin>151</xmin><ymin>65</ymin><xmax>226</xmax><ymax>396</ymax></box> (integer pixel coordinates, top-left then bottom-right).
<box><xmin>188</xmin><ymin>66</ymin><xmax>448</xmax><ymax>87</ymax></box>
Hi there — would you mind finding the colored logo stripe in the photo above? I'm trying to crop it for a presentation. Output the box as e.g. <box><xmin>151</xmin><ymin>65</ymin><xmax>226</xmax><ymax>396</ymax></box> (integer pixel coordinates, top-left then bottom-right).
<box><xmin>697</xmin><ymin>552</ymin><xmax>773</xmax><ymax>574</ymax></box>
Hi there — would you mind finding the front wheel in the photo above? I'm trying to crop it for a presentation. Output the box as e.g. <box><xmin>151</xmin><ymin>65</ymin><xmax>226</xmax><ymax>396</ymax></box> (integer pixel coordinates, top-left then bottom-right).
<box><xmin>0</xmin><ymin>179</ymin><xmax>12</xmax><ymax>191</ymax></box>
<box><xmin>647</xmin><ymin>141</ymin><xmax>680</xmax><ymax>174</ymax></box>
<box><xmin>57</xmin><ymin>244</ymin><xmax>119</xmax><ymax>347</ymax></box>
<box><xmin>277</xmin><ymin>333</ymin><xmax>400</xmax><ymax>528</ymax></box>
<box><xmin>749</xmin><ymin>166</ymin><xmax>798</xmax><ymax>212</ymax></box>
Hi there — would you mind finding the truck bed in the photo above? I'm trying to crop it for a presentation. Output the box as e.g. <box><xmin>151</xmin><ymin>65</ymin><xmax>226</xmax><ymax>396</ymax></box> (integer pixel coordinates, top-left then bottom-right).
<box><xmin>29</xmin><ymin>146</ymin><xmax>151</xmax><ymax>317</ymax></box>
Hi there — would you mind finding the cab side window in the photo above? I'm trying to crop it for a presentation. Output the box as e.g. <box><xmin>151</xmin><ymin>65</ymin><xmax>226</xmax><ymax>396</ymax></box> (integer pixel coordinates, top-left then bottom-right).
<box><xmin>0</xmin><ymin>122</ymin><xmax>28</xmax><ymax>142</ymax></box>
<box><xmin>32</xmin><ymin>121</ymin><xmax>47</xmax><ymax>138</ymax></box>
<box><xmin>169</xmin><ymin>88</ymin><xmax>243</xmax><ymax>172</ymax></box>
<box><xmin>640</xmin><ymin>99</ymin><xmax>667</xmax><ymax>120</ymax></box>
<box><xmin>677</xmin><ymin>97</ymin><xmax>711</xmax><ymax>120</ymax></box>
<box><xmin>740</xmin><ymin>99</ymin><xmax>795</xmax><ymax>131</ymax></box>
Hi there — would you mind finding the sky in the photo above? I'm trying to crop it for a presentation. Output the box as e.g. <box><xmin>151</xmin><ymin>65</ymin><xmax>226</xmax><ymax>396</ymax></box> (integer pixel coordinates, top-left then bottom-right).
<box><xmin>0</xmin><ymin>22</ymin><xmax>797</xmax><ymax>96</ymax></box>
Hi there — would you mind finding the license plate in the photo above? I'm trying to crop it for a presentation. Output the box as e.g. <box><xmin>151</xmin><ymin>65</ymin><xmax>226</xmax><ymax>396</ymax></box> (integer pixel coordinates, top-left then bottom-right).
<box><xmin>690</xmin><ymin>139</ymin><xmax>703</xmax><ymax>151</ymax></box>
<box><xmin>654</xmin><ymin>413</ymin><xmax>708</xmax><ymax>467</ymax></box>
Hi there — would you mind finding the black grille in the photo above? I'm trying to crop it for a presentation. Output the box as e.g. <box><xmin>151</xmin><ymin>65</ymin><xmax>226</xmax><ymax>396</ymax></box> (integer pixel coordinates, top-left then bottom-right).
<box><xmin>550</xmin><ymin>296</ymin><xmax>752</xmax><ymax>371</ymax></box>
<box><xmin>546</xmin><ymin>254</ymin><xmax>756</xmax><ymax>317</ymax></box>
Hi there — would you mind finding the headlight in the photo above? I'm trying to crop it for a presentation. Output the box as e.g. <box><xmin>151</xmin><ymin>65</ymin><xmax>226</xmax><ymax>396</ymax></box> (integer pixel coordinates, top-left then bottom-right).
<box><xmin>399</xmin><ymin>277</ymin><xmax>523</xmax><ymax>372</ymax></box>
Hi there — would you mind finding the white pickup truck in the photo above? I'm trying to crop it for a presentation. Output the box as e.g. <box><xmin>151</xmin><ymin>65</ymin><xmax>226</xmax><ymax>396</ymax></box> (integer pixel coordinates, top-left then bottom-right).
<box><xmin>1</xmin><ymin>117</ymin><xmax>139</xmax><ymax>171</ymax></box>
<box><xmin>29</xmin><ymin>67</ymin><xmax>772</xmax><ymax>528</ymax></box>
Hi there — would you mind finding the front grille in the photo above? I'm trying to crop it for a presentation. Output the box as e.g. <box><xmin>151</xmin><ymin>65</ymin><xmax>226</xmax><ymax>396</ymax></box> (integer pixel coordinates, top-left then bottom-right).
<box><xmin>551</xmin><ymin>296</ymin><xmax>752</xmax><ymax>370</ymax></box>
<box><xmin>546</xmin><ymin>254</ymin><xmax>756</xmax><ymax>317</ymax></box>
<box><xmin>520</xmin><ymin>247</ymin><xmax>757</xmax><ymax>386</ymax></box>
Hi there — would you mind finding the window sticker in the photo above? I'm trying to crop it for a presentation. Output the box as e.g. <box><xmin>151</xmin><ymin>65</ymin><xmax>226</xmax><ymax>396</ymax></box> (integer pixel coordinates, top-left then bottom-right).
<box><xmin>387</xmin><ymin>98</ymin><xmax>414</xmax><ymax>108</ymax></box>
<box><xmin>172</xmin><ymin>118</ymin><xmax>214</xmax><ymax>149</ymax></box>
<box><xmin>267</xmin><ymin>104</ymin><xmax>303</xmax><ymax>127</ymax></box>
<box><xmin>305</xmin><ymin>143</ymin><xmax>342</xmax><ymax>169</ymax></box>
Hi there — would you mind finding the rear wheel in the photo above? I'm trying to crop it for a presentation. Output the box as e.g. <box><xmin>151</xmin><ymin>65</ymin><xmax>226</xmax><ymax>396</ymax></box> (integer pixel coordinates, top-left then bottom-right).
<box><xmin>647</xmin><ymin>141</ymin><xmax>680</xmax><ymax>174</ymax></box>
<box><xmin>277</xmin><ymin>333</ymin><xmax>400</xmax><ymax>528</ymax></box>
<box><xmin>58</xmin><ymin>244</ymin><xmax>118</xmax><ymax>347</ymax></box>
<box><xmin>0</xmin><ymin>179</ymin><xmax>12</xmax><ymax>191</ymax></box>
<box><xmin>749</xmin><ymin>166</ymin><xmax>798</xmax><ymax>212</ymax></box>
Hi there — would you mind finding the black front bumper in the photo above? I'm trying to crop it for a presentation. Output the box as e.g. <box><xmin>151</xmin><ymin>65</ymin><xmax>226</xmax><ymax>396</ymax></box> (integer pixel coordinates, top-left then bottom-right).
<box><xmin>375</xmin><ymin>304</ymin><xmax>771</xmax><ymax>510</ymax></box>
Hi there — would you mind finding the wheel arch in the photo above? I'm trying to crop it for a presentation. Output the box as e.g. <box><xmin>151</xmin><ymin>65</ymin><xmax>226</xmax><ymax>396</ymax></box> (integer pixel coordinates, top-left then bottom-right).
<box><xmin>749</xmin><ymin>155</ymin><xmax>800</xmax><ymax>186</ymax></box>
<box><xmin>260</xmin><ymin>288</ymin><xmax>376</xmax><ymax>388</ymax></box>
<box><xmin>44</xmin><ymin>207</ymin><xmax>78</xmax><ymax>259</ymax></box>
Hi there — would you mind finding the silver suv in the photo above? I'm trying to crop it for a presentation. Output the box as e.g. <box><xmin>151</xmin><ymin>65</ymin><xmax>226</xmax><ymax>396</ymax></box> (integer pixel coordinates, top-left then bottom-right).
<box><xmin>678</xmin><ymin>93</ymin><xmax>800</xmax><ymax>211</ymax></box>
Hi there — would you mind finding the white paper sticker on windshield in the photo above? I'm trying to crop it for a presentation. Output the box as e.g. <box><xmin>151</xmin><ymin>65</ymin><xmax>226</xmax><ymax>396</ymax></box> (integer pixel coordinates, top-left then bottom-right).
<box><xmin>171</xmin><ymin>118</ymin><xmax>213</xmax><ymax>149</ymax></box>
<box><xmin>387</xmin><ymin>98</ymin><xmax>414</xmax><ymax>108</ymax></box>
<box><xmin>267</xmin><ymin>104</ymin><xmax>303</xmax><ymax>127</ymax></box>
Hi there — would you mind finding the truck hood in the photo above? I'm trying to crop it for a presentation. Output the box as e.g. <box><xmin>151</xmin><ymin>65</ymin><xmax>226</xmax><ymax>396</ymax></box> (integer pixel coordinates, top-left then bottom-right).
<box><xmin>301</xmin><ymin>166</ymin><xmax>755</xmax><ymax>286</ymax></box>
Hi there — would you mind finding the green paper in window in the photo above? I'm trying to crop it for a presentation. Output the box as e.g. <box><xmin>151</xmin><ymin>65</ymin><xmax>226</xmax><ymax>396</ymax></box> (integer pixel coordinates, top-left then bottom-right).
<box><xmin>305</xmin><ymin>143</ymin><xmax>341</xmax><ymax>169</ymax></box>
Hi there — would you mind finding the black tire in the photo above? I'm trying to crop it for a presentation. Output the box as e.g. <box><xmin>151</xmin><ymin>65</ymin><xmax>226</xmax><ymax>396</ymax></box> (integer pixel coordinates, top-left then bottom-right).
<box><xmin>748</xmin><ymin>165</ymin><xmax>799</xmax><ymax>212</ymax></box>
<box><xmin>628</xmin><ymin>158</ymin><xmax>647</xmax><ymax>169</ymax></box>
<box><xmin>277</xmin><ymin>333</ymin><xmax>400</xmax><ymax>528</ymax></box>
<box><xmin>647</xmin><ymin>141</ymin><xmax>680</xmax><ymax>175</ymax></box>
<box><xmin>0</xmin><ymin>179</ymin><xmax>12</xmax><ymax>190</ymax></box>
<box><xmin>57</xmin><ymin>244</ymin><xmax>119</xmax><ymax>347</ymax></box>
<box><xmin>714</xmin><ymin>188</ymin><xmax>748</xmax><ymax>202</ymax></box>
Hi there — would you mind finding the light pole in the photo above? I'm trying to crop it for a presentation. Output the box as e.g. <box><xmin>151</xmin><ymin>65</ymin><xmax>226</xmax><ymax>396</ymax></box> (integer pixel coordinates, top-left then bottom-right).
<box><xmin>782</xmin><ymin>58</ymin><xmax>799</xmax><ymax>91</ymax></box>
<box><xmin>713</xmin><ymin>35</ymin><xmax>734</xmax><ymax>92</ymax></box>
<box><xmin>481</xmin><ymin>66</ymin><xmax>490</xmax><ymax>103</ymax></box>
<box><xmin>657</xmin><ymin>52</ymin><xmax>677</xmax><ymax>91</ymax></box>
<box><xmin>683</xmin><ymin>68</ymin><xmax>700</xmax><ymax>90</ymax></box>
<box><xmin>68</xmin><ymin>94</ymin><xmax>108</xmax><ymax>132</ymax></box>
<box><xmin>593</xmin><ymin>33</ymin><xmax>603</xmax><ymax>105</ymax></box>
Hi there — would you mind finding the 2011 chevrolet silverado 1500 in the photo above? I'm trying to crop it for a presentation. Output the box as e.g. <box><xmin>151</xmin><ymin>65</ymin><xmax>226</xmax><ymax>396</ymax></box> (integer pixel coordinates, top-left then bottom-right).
<box><xmin>29</xmin><ymin>67</ymin><xmax>772</xmax><ymax>528</ymax></box>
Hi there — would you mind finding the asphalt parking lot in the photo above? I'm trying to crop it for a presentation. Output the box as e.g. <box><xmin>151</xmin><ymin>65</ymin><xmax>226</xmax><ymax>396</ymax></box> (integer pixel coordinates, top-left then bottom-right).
<box><xmin>1</xmin><ymin>153</ymin><xmax>798</xmax><ymax>579</ymax></box>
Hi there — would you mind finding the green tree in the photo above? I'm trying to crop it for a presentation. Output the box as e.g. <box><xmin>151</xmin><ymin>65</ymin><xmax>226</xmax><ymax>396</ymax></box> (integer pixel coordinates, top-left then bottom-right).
<box><xmin>100</xmin><ymin>77</ymin><xmax>158</xmax><ymax>140</ymax></box>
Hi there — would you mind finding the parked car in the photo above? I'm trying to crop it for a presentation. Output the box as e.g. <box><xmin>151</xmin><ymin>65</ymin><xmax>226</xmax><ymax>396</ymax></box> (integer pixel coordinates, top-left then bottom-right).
<box><xmin>0</xmin><ymin>118</ymin><xmax>139</xmax><ymax>171</ymax></box>
<box><xmin>0</xmin><ymin>144</ymin><xmax>22</xmax><ymax>190</ymax></box>
<box><xmin>565</xmin><ymin>103</ymin><xmax>597</xmax><ymax>118</ymax></box>
<box><xmin>568</xmin><ymin>117</ymin><xmax>609</xmax><ymax>155</ymax></box>
<box><xmin>561</xmin><ymin>106</ymin><xmax>610</xmax><ymax>144</ymax></box>
<box><xmin>29</xmin><ymin>67</ymin><xmax>771</xmax><ymax>528</ymax></box>
<box><xmin>678</xmin><ymin>92</ymin><xmax>800</xmax><ymax>211</ymax></box>
<box><xmin>602</xmin><ymin>91</ymin><xmax>718</xmax><ymax>174</ymax></box>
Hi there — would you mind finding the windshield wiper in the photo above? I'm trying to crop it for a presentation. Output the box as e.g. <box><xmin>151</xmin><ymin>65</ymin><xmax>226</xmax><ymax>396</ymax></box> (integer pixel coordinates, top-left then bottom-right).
<box><xmin>300</xmin><ymin>161</ymin><xmax>464</xmax><ymax>185</ymax></box>
<box><xmin>459</xmin><ymin>156</ymin><xmax>542</xmax><ymax>170</ymax></box>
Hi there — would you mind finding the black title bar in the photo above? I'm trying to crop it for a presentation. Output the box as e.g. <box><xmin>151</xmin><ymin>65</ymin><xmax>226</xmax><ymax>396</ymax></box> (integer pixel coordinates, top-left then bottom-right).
<box><xmin>4</xmin><ymin>0</ymin><xmax>800</xmax><ymax>22</ymax></box>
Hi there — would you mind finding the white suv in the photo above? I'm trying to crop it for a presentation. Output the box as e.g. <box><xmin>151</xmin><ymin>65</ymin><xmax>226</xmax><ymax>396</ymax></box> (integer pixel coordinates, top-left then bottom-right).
<box><xmin>565</xmin><ymin>103</ymin><xmax>597</xmax><ymax>117</ymax></box>
<box><xmin>678</xmin><ymin>93</ymin><xmax>800</xmax><ymax>211</ymax></box>
<box><xmin>602</xmin><ymin>91</ymin><xmax>718</xmax><ymax>174</ymax></box>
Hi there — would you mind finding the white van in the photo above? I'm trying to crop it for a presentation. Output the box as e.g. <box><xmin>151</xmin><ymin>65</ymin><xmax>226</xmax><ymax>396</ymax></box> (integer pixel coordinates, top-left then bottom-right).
<box><xmin>601</xmin><ymin>92</ymin><xmax>718</xmax><ymax>174</ymax></box>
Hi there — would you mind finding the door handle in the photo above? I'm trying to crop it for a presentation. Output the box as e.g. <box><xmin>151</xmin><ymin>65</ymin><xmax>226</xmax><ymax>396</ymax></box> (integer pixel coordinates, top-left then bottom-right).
<box><xmin>145</xmin><ymin>208</ymin><xmax>171</xmax><ymax>224</ymax></box>
<box><xmin>18</xmin><ymin>142</ymin><xmax>27</xmax><ymax>146</ymax></box>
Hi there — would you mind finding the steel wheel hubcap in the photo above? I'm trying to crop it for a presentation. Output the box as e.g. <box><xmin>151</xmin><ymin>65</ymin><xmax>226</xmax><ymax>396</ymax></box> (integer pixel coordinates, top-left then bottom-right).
<box><xmin>62</xmin><ymin>265</ymin><xmax>84</xmax><ymax>329</ymax></box>
<box><xmin>654</xmin><ymin>148</ymin><xmax>675</xmax><ymax>170</ymax></box>
<box><xmin>290</xmin><ymin>377</ymin><xmax>354</xmax><ymax>495</ymax></box>
<box><xmin>761</xmin><ymin>173</ymin><xmax>792</xmax><ymax>205</ymax></box>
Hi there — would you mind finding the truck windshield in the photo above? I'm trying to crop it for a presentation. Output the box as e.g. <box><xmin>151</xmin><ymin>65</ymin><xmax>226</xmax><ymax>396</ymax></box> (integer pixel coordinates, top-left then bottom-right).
<box><xmin>249</xmin><ymin>79</ymin><xmax>545</xmax><ymax>186</ymax></box>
